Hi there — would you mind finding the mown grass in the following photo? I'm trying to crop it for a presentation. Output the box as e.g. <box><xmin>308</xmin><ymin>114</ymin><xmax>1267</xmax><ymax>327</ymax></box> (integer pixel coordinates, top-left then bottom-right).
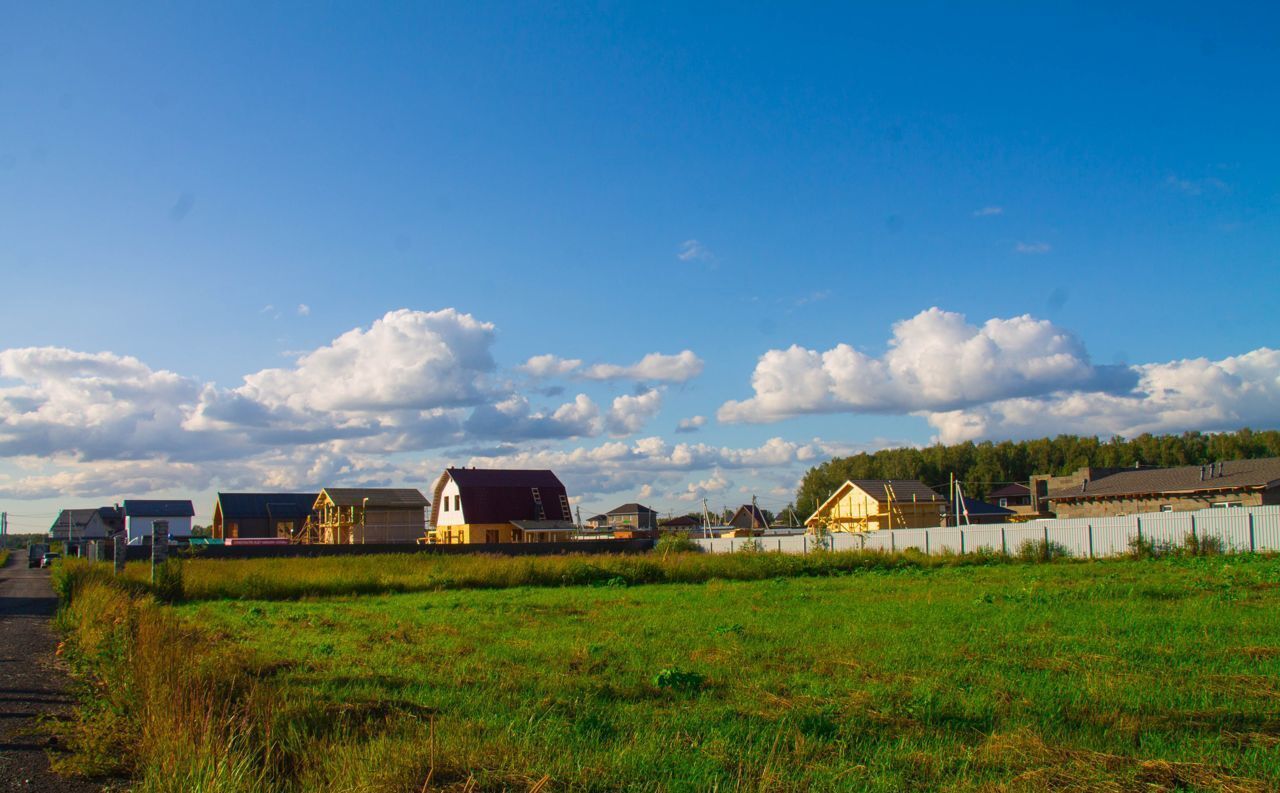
<box><xmin>53</xmin><ymin>552</ymin><xmax>1280</xmax><ymax>792</ymax></box>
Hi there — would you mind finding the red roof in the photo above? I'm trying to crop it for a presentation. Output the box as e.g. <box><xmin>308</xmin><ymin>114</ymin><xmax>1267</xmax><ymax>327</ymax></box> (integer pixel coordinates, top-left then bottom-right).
<box><xmin>430</xmin><ymin>468</ymin><xmax>571</xmax><ymax>525</ymax></box>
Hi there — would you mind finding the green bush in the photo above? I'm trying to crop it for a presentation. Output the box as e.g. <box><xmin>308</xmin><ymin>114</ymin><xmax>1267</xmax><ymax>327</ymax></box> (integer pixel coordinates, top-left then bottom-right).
<box><xmin>1016</xmin><ymin>538</ymin><xmax>1071</xmax><ymax>562</ymax></box>
<box><xmin>653</xmin><ymin>667</ymin><xmax>706</xmax><ymax>693</ymax></box>
<box><xmin>653</xmin><ymin>532</ymin><xmax>700</xmax><ymax>555</ymax></box>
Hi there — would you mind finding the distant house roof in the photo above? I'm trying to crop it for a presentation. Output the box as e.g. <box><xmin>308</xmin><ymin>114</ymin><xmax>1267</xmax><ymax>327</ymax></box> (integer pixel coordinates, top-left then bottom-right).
<box><xmin>987</xmin><ymin>483</ymin><xmax>1031</xmax><ymax>499</ymax></box>
<box><xmin>586</xmin><ymin>513</ymin><xmax>610</xmax><ymax>523</ymax></box>
<box><xmin>215</xmin><ymin>493</ymin><xmax>318</xmax><ymax>521</ymax></box>
<box><xmin>49</xmin><ymin>506</ymin><xmax>124</xmax><ymax>538</ymax></box>
<box><xmin>728</xmin><ymin>504</ymin><xmax>768</xmax><ymax>529</ymax></box>
<box><xmin>1047</xmin><ymin>458</ymin><xmax>1280</xmax><ymax>502</ymax></box>
<box><xmin>958</xmin><ymin>497</ymin><xmax>1015</xmax><ymax>517</ymax></box>
<box><xmin>659</xmin><ymin>515</ymin><xmax>701</xmax><ymax>527</ymax></box>
<box><xmin>430</xmin><ymin>468</ymin><xmax>571</xmax><ymax>526</ymax></box>
<box><xmin>320</xmin><ymin>488</ymin><xmax>430</xmax><ymax>508</ymax></box>
<box><xmin>123</xmin><ymin>500</ymin><xmax>195</xmax><ymax>518</ymax></box>
<box><xmin>608</xmin><ymin>503</ymin><xmax>656</xmax><ymax>516</ymax></box>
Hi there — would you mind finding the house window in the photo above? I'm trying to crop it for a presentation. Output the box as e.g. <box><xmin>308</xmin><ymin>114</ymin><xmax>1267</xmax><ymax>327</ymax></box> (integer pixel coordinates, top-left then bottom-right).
<box><xmin>454</xmin><ymin>495</ymin><xmax>461</xmax><ymax>511</ymax></box>
<box><xmin>229</xmin><ymin>521</ymin><xmax>239</xmax><ymax>539</ymax></box>
<box><xmin>1212</xmin><ymin>502</ymin><xmax>1242</xmax><ymax>509</ymax></box>
<box><xmin>1160</xmin><ymin>505</ymin><xmax>1173</xmax><ymax>512</ymax></box>
<box><xmin>998</xmin><ymin>498</ymin><xmax>1008</xmax><ymax>507</ymax></box>
<box><xmin>485</xmin><ymin>529</ymin><xmax>499</xmax><ymax>543</ymax></box>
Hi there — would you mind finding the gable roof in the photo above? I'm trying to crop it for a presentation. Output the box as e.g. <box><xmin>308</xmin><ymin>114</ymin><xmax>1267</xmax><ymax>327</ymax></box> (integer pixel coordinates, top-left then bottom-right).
<box><xmin>608</xmin><ymin>503</ymin><xmax>656</xmax><ymax>515</ymax></box>
<box><xmin>320</xmin><ymin>488</ymin><xmax>430</xmax><ymax>508</ymax></box>
<box><xmin>430</xmin><ymin>468</ymin><xmax>571</xmax><ymax>526</ymax></box>
<box><xmin>1047</xmin><ymin>457</ymin><xmax>1280</xmax><ymax>502</ymax></box>
<box><xmin>215</xmin><ymin>493</ymin><xmax>318</xmax><ymax>521</ymax></box>
<box><xmin>728</xmin><ymin>504</ymin><xmax>768</xmax><ymax>528</ymax></box>
<box><xmin>123</xmin><ymin>500</ymin><xmax>195</xmax><ymax>518</ymax></box>
<box><xmin>50</xmin><ymin>507</ymin><xmax>123</xmax><ymax>538</ymax></box>
<box><xmin>987</xmin><ymin>483</ymin><xmax>1031</xmax><ymax>499</ymax></box>
<box><xmin>845</xmin><ymin>479</ymin><xmax>944</xmax><ymax>503</ymax></box>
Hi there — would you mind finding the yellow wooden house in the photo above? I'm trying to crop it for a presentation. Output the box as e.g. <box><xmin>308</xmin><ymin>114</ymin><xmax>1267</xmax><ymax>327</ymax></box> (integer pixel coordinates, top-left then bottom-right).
<box><xmin>805</xmin><ymin>479</ymin><xmax>946</xmax><ymax>533</ymax></box>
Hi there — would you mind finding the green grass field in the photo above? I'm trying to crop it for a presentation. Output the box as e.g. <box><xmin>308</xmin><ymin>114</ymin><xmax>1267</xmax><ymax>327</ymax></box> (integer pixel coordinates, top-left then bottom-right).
<box><xmin>53</xmin><ymin>552</ymin><xmax>1280</xmax><ymax>792</ymax></box>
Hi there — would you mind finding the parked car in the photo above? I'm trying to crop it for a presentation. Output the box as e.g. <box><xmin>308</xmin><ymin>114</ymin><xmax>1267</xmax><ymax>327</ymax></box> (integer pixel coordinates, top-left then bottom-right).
<box><xmin>28</xmin><ymin>543</ymin><xmax>49</xmax><ymax>568</ymax></box>
<box><xmin>40</xmin><ymin>552</ymin><xmax>61</xmax><ymax>568</ymax></box>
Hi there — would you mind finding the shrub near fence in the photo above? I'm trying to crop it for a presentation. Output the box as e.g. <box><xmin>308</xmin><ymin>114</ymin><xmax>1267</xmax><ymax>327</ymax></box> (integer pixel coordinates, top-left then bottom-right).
<box><xmin>694</xmin><ymin>505</ymin><xmax>1280</xmax><ymax>557</ymax></box>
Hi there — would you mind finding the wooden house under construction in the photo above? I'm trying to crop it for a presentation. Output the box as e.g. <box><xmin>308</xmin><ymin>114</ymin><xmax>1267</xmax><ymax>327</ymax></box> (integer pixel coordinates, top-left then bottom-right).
<box><xmin>305</xmin><ymin>488</ymin><xmax>429</xmax><ymax>544</ymax></box>
<box><xmin>805</xmin><ymin>479</ymin><xmax>945</xmax><ymax>533</ymax></box>
<box><xmin>431</xmin><ymin>467</ymin><xmax>575</xmax><ymax>544</ymax></box>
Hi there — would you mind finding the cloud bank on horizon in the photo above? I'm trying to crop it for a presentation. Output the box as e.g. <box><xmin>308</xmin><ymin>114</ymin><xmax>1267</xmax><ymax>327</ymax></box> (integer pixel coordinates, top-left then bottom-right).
<box><xmin>1</xmin><ymin>306</ymin><xmax>1277</xmax><ymax>505</ymax></box>
<box><xmin>718</xmin><ymin>308</ymin><xmax>1280</xmax><ymax>444</ymax></box>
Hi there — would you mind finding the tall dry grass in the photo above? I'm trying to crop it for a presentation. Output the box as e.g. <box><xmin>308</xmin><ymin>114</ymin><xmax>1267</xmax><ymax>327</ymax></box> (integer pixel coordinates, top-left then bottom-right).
<box><xmin>121</xmin><ymin>546</ymin><xmax>1016</xmax><ymax>602</ymax></box>
<box><xmin>53</xmin><ymin>559</ymin><xmax>283</xmax><ymax>792</ymax></box>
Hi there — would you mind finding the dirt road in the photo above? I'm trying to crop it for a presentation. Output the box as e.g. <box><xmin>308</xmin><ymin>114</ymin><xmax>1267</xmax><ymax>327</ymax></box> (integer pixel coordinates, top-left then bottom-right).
<box><xmin>0</xmin><ymin>555</ymin><xmax>107</xmax><ymax>791</ymax></box>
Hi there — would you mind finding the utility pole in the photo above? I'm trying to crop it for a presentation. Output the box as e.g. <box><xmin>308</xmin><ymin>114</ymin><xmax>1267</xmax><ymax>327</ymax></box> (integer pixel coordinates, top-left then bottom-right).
<box><xmin>751</xmin><ymin>494</ymin><xmax>762</xmax><ymax>530</ymax></box>
<box><xmin>575</xmin><ymin>505</ymin><xmax>582</xmax><ymax>529</ymax></box>
<box><xmin>701</xmin><ymin>498</ymin><xmax>712</xmax><ymax>539</ymax></box>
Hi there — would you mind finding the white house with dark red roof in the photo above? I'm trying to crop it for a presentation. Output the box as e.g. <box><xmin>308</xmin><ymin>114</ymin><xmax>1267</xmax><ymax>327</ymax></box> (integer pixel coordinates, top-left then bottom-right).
<box><xmin>430</xmin><ymin>467</ymin><xmax>575</xmax><ymax>544</ymax></box>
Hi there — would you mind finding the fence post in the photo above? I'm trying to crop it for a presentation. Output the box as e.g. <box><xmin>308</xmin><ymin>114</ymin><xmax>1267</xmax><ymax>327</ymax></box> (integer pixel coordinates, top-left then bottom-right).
<box><xmin>925</xmin><ymin>529</ymin><xmax>930</xmax><ymax>556</ymax></box>
<box><xmin>151</xmin><ymin>520</ymin><xmax>169</xmax><ymax>583</ymax></box>
<box><xmin>890</xmin><ymin>531</ymin><xmax>895</xmax><ymax>553</ymax></box>
<box><xmin>803</xmin><ymin>535</ymin><xmax>807</xmax><ymax>554</ymax></box>
<box><xmin>1190</xmin><ymin>514</ymin><xmax>1197</xmax><ymax>544</ymax></box>
<box><xmin>1087</xmin><ymin>524</ymin><xmax>1094</xmax><ymax>559</ymax></box>
<box><xmin>778</xmin><ymin>539</ymin><xmax>782</xmax><ymax>552</ymax></box>
<box><xmin>1000</xmin><ymin>527</ymin><xmax>1007</xmax><ymax>555</ymax></box>
<box><xmin>959</xmin><ymin>529</ymin><xmax>965</xmax><ymax>555</ymax></box>
<box><xmin>1248</xmin><ymin>512</ymin><xmax>1256</xmax><ymax>552</ymax></box>
<box><xmin>113</xmin><ymin>534</ymin><xmax>126</xmax><ymax>576</ymax></box>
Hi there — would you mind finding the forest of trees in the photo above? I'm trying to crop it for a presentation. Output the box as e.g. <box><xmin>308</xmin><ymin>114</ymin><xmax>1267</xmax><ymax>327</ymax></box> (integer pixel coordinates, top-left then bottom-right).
<box><xmin>794</xmin><ymin>428</ymin><xmax>1280</xmax><ymax>517</ymax></box>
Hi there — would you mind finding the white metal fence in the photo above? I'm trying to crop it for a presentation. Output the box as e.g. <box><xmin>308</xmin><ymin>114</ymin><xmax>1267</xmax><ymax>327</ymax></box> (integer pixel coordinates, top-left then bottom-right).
<box><xmin>692</xmin><ymin>505</ymin><xmax>1280</xmax><ymax>557</ymax></box>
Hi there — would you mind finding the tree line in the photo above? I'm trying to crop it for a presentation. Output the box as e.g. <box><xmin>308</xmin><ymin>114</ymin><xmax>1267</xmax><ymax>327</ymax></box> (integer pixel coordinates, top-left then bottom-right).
<box><xmin>794</xmin><ymin>428</ymin><xmax>1280</xmax><ymax>517</ymax></box>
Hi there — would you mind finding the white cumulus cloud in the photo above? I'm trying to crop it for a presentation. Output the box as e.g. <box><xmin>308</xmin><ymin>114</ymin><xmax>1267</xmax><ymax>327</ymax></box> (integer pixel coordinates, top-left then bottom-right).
<box><xmin>719</xmin><ymin>308</ymin><xmax>1119</xmax><ymax>422</ymax></box>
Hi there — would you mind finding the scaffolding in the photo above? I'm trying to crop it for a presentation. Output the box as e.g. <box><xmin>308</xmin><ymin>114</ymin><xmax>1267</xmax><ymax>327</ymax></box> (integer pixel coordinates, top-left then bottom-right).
<box><xmin>808</xmin><ymin>482</ymin><xmax>911</xmax><ymax>534</ymax></box>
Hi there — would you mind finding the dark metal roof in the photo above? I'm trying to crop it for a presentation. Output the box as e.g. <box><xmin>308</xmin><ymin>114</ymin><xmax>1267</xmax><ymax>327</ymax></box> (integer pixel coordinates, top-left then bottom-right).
<box><xmin>659</xmin><ymin>515</ymin><xmax>701</xmax><ymax>527</ymax></box>
<box><xmin>1047</xmin><ymin>457</ymin><xmax>1280</xmax><ymax>502</ymax></box>
<box><xmin>509</xmin><ymin>520</ymin><xmax>576</xmax><ymax>531</ymax></box>
<box><xmin>446</xmin><ymin>468</ymin><xmax>566</xmax><ymax>489</ymax></box>
<box><xmin>607</xmin><ymin>503</ymin><xmax>657</xmax><ymax>515</ymax></box>
<box><xmin>321</xmin><ymin>488</ymin><xmax>430</xmax><ymax>508</ymax></box>
<box><xmin>430</xmin><ymin>468</ymin><xmax>571</xmax><ymax>526</ymax></box>
<box><xmin>216</xmin><ymin>492</ymin><xmax>318</xmax><ymax>520</ymax></box>
<box><xmin>959</xmin><ymin>497</ymin><xmax>1015</xmax><ymax>517</ymax></box>
<box><xmin>123</xmin><ymin>500</ymin><xmax>195</xmax><ymax>518</ymax></box>
<box><xmin>987</xmin><ymin>483</ymin><xmax>1031</xmax><ymax>499</ymax></box>
<box><xmin>846</xmin><ymin>480</ymin><xmax>944</xmax><ymax>502</ymax></box>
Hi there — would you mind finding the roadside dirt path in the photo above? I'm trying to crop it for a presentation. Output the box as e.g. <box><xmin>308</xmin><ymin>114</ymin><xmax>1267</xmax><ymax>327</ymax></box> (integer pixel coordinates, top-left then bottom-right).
<box><xmin>0</xmin><ymin>555</ymin><xmax>108</xmax><ymax>791</ymax></box>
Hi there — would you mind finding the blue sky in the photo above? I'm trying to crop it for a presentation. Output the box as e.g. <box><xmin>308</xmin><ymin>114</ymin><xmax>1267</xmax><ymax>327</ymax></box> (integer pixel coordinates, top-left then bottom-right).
<box><xmin>2</xmin><ymin>3</ymin><xmax>1278</xmax><ymax>530</ymax></box>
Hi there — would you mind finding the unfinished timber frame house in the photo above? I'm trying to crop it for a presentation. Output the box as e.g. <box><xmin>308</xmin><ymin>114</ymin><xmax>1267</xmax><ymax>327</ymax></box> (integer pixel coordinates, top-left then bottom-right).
<box><xmin>304</xmin><ymin>488</ymin><xmax>429</xmax><ymax>544</ymax></box>
<box><xmin>805</xmin><ymin>479</ymin><xmax>946</xmax><ymax>533</ymax></box>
